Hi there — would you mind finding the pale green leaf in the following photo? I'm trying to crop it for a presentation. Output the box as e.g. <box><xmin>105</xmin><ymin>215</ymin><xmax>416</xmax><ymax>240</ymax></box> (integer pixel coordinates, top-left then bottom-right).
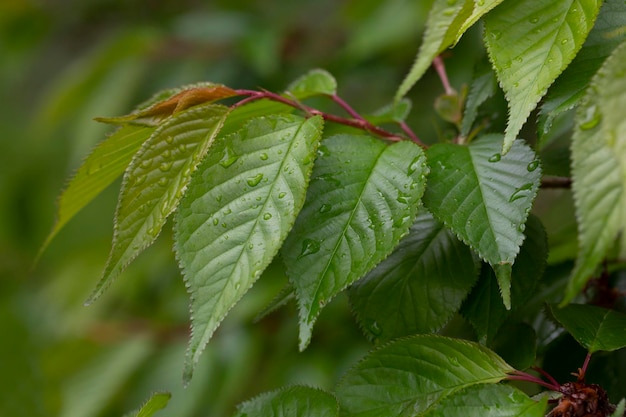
<box><xmin>423</xmin><ymin>384</ymin><xmax>547</xmax><ymax>417</ymax></box>
<box><xmin>174</xmin><ymin>115</ymin><xmax>324</xmax><ymax>382</ymax></box>
<box><xmin>423</xmin><ymin>135</ymin><xmax>541</xmax><ymax>308</ymax></box>
<box><xmin>282</xmin><ymin>135</ymin><xmax>427</xmax><ymax>350</ymax></box>
<box><xmin>550</xmin><ymin>304</ymin><xmax>626</xmax><ymax>353</ymax></box>
<box><xmin>453</xmin><ymin>0</ymin><xmax>506</xmax><ymax>44</ymax></box>
<box><xmin>287</xmin><ymin>69</ymin><xmax>337</xmax><ymax>99</ymax></box>
<box><xmin>349</xmin><ymin>210</ymin><xmax>480</xmax><ymax>342</ymax></box>
<box><xmin>86</xmin><ymin>104</ymin><xmax>230</xmax><ymax>303</ymax></box>
<box><xmin>565</xmin><ymin>40</ymin><xmax>626</xmax><ymax>303</ymax></box>
<box><xmin>132</xmin><ymin>392</ymin><xmax>171</xmax><ymax>417</ymax></box>
<box><xmin>335</xmin><ymin>335</ymin><xmax>514</xmax><ymax>417</ymax></box>
<box><xmin>610</xmin><ymin>399</ymin><xmax>626</xmax><ymax>417</ymax></box>
<box><xmin>233</xmin><ymin>386</ymin><xmax>338</xmax><ymax>417</ymax></box>
<box><xmin>40</xmin><ymin>125</ymin><xmax>154</xmax><ymax>257</ymax></box>
<box><xmin>484</xmin><ymin>0</ymin><xmax>603</xmax><ymax>153</ymax></box>
<box><xmin>539</xmin><ymin>0</ymin><xmax>626</xmax><ymax>138</ymax></box>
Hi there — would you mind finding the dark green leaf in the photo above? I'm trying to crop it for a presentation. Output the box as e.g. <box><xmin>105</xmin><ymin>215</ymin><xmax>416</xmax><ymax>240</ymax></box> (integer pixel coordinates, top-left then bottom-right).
<box><xmin>335</xmin><ymin>335</ymin><xmax>513</xmax><ymax>417</ymax></box>
<box><xmin>175</xmin><ymin>115</ymin><xmax>324</xmax><ymax>382</ymax></box>
<box><xmin>349</xmin><ymin>210</ymin><xmax>480</xmax><ymax>342</ymax></box>
<box><xmin>287</xmin><ymin>69</ymin><xmax>337</xmax><ymax>99</ymax></box>
<box><xmin>233</xmin><ymin>386</ymin><xmax>338</xmax><ymax>417</ymax></box>
<box><xmin>282</xmin><ymin>135</ymin><xmax>427</xmax><ymax>350</ymax></box>
<box><xmin>423</xmin><ymin>135</ymin><xmax>541</xmax><ymax>308</ymax></box>
<box><xmin>461</xmin><ymin>68</ymin><xmax>497</xmax><ymax>137</ymax></box>
<box><xmin>550</xmin><ymin>304</ymin><xmax>626</xmax><ymax>353</ymax></box>
<box><xmin>87</xmin><ymin>104</ymin><xmax>230</xmax><ymax>303</ymax></box>
<box><xmin>484</xmin><ymin>0</ymin><xmax>602</xmax><ymax>152</ymax></box>
<box><xmin>491</xmin><ymin>322</ymin><xmax>537</xmax><ymax>371</ymax></box>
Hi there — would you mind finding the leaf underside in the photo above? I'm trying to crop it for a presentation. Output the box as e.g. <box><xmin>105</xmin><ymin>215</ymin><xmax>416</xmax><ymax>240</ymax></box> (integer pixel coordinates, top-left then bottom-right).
<box><xmin>335</xmin><ymin>335</ymin><xmax>514</xmax><ymax>417</ymax></box>
<box><xmin>282</xmin><ymin>134</ymin><xmax>428</xmax><ymax>350</ymax></box>
<box><xmin>175</xmin><ymin>114</ymin><xmax>323</xmax><ymax>382</ymax></box>
<box><xmin>233</xmin><ymin>385</ymin><xmax>338</xmax><ymax>417</ymax></box>
<box><xmin>423</xmin><ymin>134</ymin><xmax>541</xmax><ymax>308</ymax></box>
<box><xmin>349</xmin><ymin>210</ymin><xmax>480</xmax><ymax>342</ymax></box>
<box><xmin>484</xmin><ymin>0</ymin><xmax>602</xmax><ymax>153</ymax></box>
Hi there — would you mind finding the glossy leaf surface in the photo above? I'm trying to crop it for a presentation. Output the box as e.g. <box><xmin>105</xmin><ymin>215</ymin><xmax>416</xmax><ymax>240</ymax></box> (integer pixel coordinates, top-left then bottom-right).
<box><xmin>423</xmin><ymin>135</ymin><xmax>541</xmax><ymax>308</ymax></box>
<box><xmin>349</xmin><ymin>210</ymin><xmax>479</xmax><ymax>342</ymax></box>
<box><xmin>175</xmin><ymin>115</ymin><xmax>323</xmax><ymax>381</ymax></box>
<box><xmin>484</xmin><ymin>0</ymin><xmax>602</xmax><ymax>152</ymax></box>
<box><xmin>233</xmin><ymin>386</ymin><xmax>338</xmax><ymax>417</ymax></box>
<box><xmin>336</xmin><ymin>335</ymin><xmax>513</xmax><ymax>417</ymax></box>
<box><xmin>282</xmin><ymin>134</ymin><xmax>427</xmax><ymax>350</ymax></box>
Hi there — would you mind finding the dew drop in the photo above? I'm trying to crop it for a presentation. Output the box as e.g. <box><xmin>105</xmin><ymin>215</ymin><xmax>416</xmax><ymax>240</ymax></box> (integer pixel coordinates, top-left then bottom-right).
<box><xmin>159</xmin><ymin>161</ymin><xmax>173</xmax><ymax>172</ymax></box>
<box><xmin>138</xmin><ymin>205</ymin><xmax>147</xmax><ymax>213</ymax></box>
<box><xmin>368</xmin><ymin>321</ymin><xmax>382</xmax><ymax>336</ymax></box>
<box><xmin>490</xmin><ymin>30</ymin><xmax>502</xmax><ymax>40</ymax></box>
<box><xmin>223</xmin><ymin>208</ymin><xmax>232</xmax><ymax>215</ymax></box>
<box><xmin>147</xmin><ymin>227</ymin><xmax>157</xmax><ymax>237</ymax></box>
<box><xmin>158</xmin><ymin>177</ymin><xmax>168</xmax><ymax>187</ymax></box>
<box><xmin>529</xmin><ymin>17</ymin><xmax>539</xmax><ymax>23</ymax></box>
<box><xmin>263</xmin><ymin>212</ymin><xmax>272</xmax><ymax>220</ymax></box>
<box><xmin>477</xmin><ymin>0</ymin><xmax>484</xmax><ymax>5</ymax></box>
<box><xmin>319</xmin><ymin>204</ymin><xmax>331</xmax><ymax>213</ymax></box>
<box><xmin>278</xmin><ymin>192</ymin><xmax>287</xmax><ymax>199</ymax></box>
<box><xmin>515</xmin><ymin>56</ymin><xmax>523</xmax><ymax>63</ymax></box>
<box><xmin>219</xmin><ymin>146</ymin><xmax>239</xmax><ymax>168</ymax></box>
<box><xmin>447</xmin><ymin>356</ymin><xmax>460</xmax><ymax>367</ymax></box>
<box><xmin>247</xmin><ymin>173</ymin><xmax>264</xmax><ymax>187</ymax></box>
<box><xmin>298</xmin><ymin>239</ymin><xmax>321</xmax><ymax>259</ymax></box>
<box><xmin>527</xmin><ymin>160</ymin><xmax>540</xmax><ymax>172</ymax></box>
<box><xmin>560</xmin><ymin>38</ymin><xmax>568</xmax><ymax>44</ymax></box>
<box><xmin>509</xmin><ymin>182</ymin><xmax>534</xmax><ymax>202</ymax></box>
<box><xmin>162</xmin><ymin>149</ymin><xmax>172</xmax><ymax>159</ymax></box>
<box><xmin>407</xmin><ymin>156</ymin><xmax>422</xmax><ymax>175</ymax></box>
<box><xmin>165</xmin><ymin>136</ymin><xmax>174</xmax><ymax>144</ymax></box>
<box><xmin>216</xmin><ymin>194</ymin><xmax>223</xmax><ymax>202</ymax></box>
<box><xmin>140</xmin><ymin>159</ymin><xmax>152</xmax><ymax>169</ymax></box>
<box><xmin>488</xmin><ymin>153</ymin><xmax>501</xmax><ymax>163</ymax></box>
<box><xmin>178</xmin><ymin>144</ymin><xmax>186</xmax><ymax>153</ymax></box>
<box><xmin>579</xmin><ymin>105</ymin><xmax>601</xmax><ymax>130</ymax></box>
<box><xmin>222</xmin><ymin>223</ymin><xmax>227</xmax><ymax>228</ymax></box>
<box><xmin>260</xmin><ymin>153</ymin><xmax>268</xmax><ymax>161</ymax></box>
<box><xmin>213</xmin><ymin>218</ymin><xmax>219</xmax><ymax>226</ymax></box>
<box><xmin>134</xmin><ymin>175</ymin><xmax>147</xmax><ymax>186</ymax></box>
<box><xmin>234</xmin><ymin>282</ymin><xmax>241</xmax><ymax>290</ymax></box>
<box><xmin>396</xmin><ymin>194</ymin><xmax>411</xmax><ymax>205</ymax></box>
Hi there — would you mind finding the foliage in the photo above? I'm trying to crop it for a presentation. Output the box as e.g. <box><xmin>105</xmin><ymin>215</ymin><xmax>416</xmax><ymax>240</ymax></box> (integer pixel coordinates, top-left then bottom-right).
<box><xmin>4</xmin><ymin>0</ymin><xmax>626</xmax><ymax>416</ymax></box>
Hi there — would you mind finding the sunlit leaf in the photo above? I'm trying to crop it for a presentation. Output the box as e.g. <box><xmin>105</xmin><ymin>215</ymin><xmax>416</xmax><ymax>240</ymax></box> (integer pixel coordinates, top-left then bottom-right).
<box><xmin>349</xmin><ymin>210</ymin><xmax>480</xmax><ymax>342</ymax></box>
<box><xmin>233</xmin><ymin>386</ymin><xmax>338</xmax><ymax>417</ymax></box>
<box><xmin>335</xmin><ymin>335</ymin><xmax>514</xmax><ymax>417</ymax></box>
<box><xmin>550</xmin><ymin>304</ymin><xmax>626</xmax><ymax>353</ymax></box>
<box><xmin>423</xmin><ymin>135</ymin><xmax>541</xmax><ymax>308</ymax></box>
<box><xmin>282</xmin><ymin>135</ymin><xmax>427</xmax><ymax>350</ymax></box>
<box><xmin>484</xmin><ymin>0</ymin><xmax>602</xmax><ymax>153</ymax></box>
<box><xmin>422</xmin><ymin>384</ymin><xmax>547</xmax><ymax>417</ymax></box>
<box><xmin>86</xmin><ymin>104</ymin><xmax>230</xmax><ymax>303</ymax></box>
<box><xmin>131</xmin><ymin>392</ymin><xmax>171</xmax><ymax>417</ymax></box>
<box><xmin>287</xmin><ymin>69</ymin><xmax>337</xmax><ymax>99</ymax></box>
<box><xmin>175</xmin><ymin>115</ymin><xmax>323</xmax><ymax>382</ymax></box>
<box><xmin>565</xmin><ymin>40</ymin><xmax>626</xmax><ymax>304</ymax></box>
<box><xmin>40</xmin><ymin>124</ymin><xmax>155</xmax><ymax>257</ymax></box>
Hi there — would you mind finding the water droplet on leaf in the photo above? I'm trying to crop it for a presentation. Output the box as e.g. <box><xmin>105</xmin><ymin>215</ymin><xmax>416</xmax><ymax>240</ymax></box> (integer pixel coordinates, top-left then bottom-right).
<box><xmin>509</xmin><ymin>183</ymin><xmax>534</xmax><ymax>202</ymax></box>
<box><xmin>159</xmin><ymin>161</ymin><xmax>173</xmax><ymax>172</ymax></box>
<box><xmin>158</xmin><ymin>177</ymin><xmax>168</xmax><ymax>186</ymax></box>
<box><xmin>165</xmin><ymin>136</ymin><xmax>174</xmax><ymax>144</ymax></box>
<box><xmin>247</xmin><ymin>173</ymin><xmax>264</xmax><ymax>187</ymax></box>
<box><xmin>488</xmin><ymin>153</ymin><xmax>501</xmax><ymax>163</ymax></box>
<box><xmin>140</xmin><ymin>159</ymin><xmax>152</xmax><ymax>169</ymax></box>
<box><xmin>407</xmin><ymin>156</ymin><xmax>422</xmax><ymax>175</ymax></box>
<box><xmin>278</xmin><ymin>192</ymin><xmax>286</xmax><ymax>199</ymax></box>
<box><xmin>527</xmin><ymin>160</ymin><xmax>540</xmax><ymax>172</ymax></box>
<box><xmin>259</xmin><ymin>153</ymin><xmax>268</xmax><ymax>160</ymax></box>
<box><xmin>263</xmin><ymin>212</ymin><xmax>272</xmax><ymax>220</ymax></box>
<box><xmin>219</xmin><ymin>146</ymin><xmax>239</xmax><ymax>168</ymax></box>
<box><xmin>319</xmin><ymin>204</ymin><xmax>331</xmax><ymax>213</ymax></box>
<box><xmin>298</xmin><ymin>239</ymin><xmax>321</xmax><ymax>259</ymax></box>
<box><xmin>579</xmin><ymin>105</ymin><xmax>601</xmax><ymax>130</ymax></box>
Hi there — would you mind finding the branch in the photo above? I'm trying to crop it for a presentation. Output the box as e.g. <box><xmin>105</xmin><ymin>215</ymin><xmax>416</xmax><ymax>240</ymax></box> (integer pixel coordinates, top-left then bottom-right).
<box><xmin>541</xmin><ymin>176</ymin><xmax>572</xmax><ymax>189</ymax></box>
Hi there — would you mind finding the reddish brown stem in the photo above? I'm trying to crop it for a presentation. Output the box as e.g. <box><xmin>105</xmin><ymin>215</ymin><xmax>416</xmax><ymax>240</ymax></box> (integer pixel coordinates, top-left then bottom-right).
<box><xmin>433</xmin><ymin>56</ymin><xmax>454</xmax><ymax>95</ymax></box>
<box><xmin>508</xmin><ymin>370</ymin><xmax>561</xmax><ymax>391</ymax></box>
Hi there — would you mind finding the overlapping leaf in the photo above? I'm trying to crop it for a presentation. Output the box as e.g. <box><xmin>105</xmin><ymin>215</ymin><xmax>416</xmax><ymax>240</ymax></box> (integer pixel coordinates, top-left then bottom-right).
<box><xmin>335</xmin><ymin>335</ymin><xmax>514</xmax><ymax>417</ymax></box>
<box><xmin>461</xmin><ymin>215</ymin><xmax>547</xmax><ymax>343</ymax></box>
<box><xmin>539</xmin><ymin>0</ymin><xmax>626</xmax><ymax>138</ymax></box>
<box><xmin>233</xmin><ymin>386</ymin><xmax>338</xmax><ymax>417</ymax></box>
<box><xmin>461</xmin><ymin>68</ymin><xmax>498</xmax><ymax>137</ymax></box>
<box><xmin>282</xmin><ymin>134</ymin><xmax>427</xmax><ymax>350</ymax></box>
<box><xmin>40</xmin><ymin>124</ymin><xmax>155</xmax><ymax>256</ymax></box>
<box><xmin>87</xmin><ymin>104</ymin><xmax>230</xmax><ymax>303</ymax></box>
<box><xmin>484</xmin><ymin>0</ymin><xmax>602</xmax><ymax>153</ymax></box>
<box><xmin>349</xmin><ymin>211</ymin><xmax>480</xmax><ymax>342</ymax></box>
<box><xmin>287</xmin><ymin>69</ymin><xmax>337</xmax><ymax>99</ymax></box>
<box><xmin>550</xmin><ymin>304</ymin><xmax>626</xmax><ymax>353</ymax></box>
<box><xmin>175</xmin><ymin>115</ymin><xmax>323</xmax><ymax>382</ymax></box>
<box><xmin>423</xmin><ymin>135</ymin><xmax>541</xmax><ymax>308</ymax></box>
<box><xmin>566</xmin><ymin>40</ymin><xmax>626</xmax><ymax>303</ymax></box>
<box><xmin>395</xmin><ymin>0</ymin><xmax>503</xmax><ymax>101</ymax></box>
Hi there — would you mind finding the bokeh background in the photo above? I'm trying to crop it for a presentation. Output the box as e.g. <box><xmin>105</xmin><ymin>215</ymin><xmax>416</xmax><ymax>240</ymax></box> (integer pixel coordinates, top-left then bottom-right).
<box><xmin>1</xmin><ymin>1</ymin><xmax>589</xmax><ymax>416</ymax></box>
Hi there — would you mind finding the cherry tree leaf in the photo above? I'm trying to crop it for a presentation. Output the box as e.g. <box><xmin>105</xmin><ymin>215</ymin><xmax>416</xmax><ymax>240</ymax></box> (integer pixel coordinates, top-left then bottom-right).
<box><xmin>86</xmin><ymin>104</ymin><xmax>230</xmax><ymax>303</ymax></box>
<box><xmin>565</xmin><ymin>40</ymin><xmax>626</xmax><ymax>303</ymax></box>
<box><xmin>131</xmin><ymin>392</ymin><xmax>171</xmax><ymax>417</ymax></box>
<box><xmin>282</xmin><ymin>134</ymin><xmax>427</xmax><ymax>350</ymax></box>
<box><xmin>233</xmin><ymin>386</ymin><xmax>338</xmax><ymax>417</ymax></box>
<box><xmin>423</xmin><ymin>135</ymin><xmax>541</xmax><ymax>309</ymax></box>
<box><xmin>287</xmin><ymin>69</ymin><xmax>337</xmax><ymax>99</ymax></box>
<box><xmin>349</xmin><ymin>210</ymin><xmax>480</xmax><ymax>342</ymax></box>
<box><xmin>335</xmin><ymin>335</ymin><xmax>514</xmax><ymax>417</ymax></box>
<box><xmin>484</xmin><ymin>0</ymin><xmax>602</xmax><ymax>153</ymax></box>
<box><xmin>460</xmin><ymin>67</ymin><xmax>498</xmax><ymax>137</ymax></box>
<box><xmin>40</xmin><ymin>124</ymin><xmax>155</xmax><ymax>256</ymax></box>
<box><xmin>175</xmin><ymin>115</ymin><xmax>323</xmax><ymax>382</ymax></box>
<box><xmin>550</xmin><ymin>304</ymin><xmax>626</xmax><ymax>353</ymax></box>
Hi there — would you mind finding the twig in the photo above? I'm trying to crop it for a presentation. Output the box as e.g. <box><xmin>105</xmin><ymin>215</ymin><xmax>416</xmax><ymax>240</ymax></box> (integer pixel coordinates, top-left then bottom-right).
<box><xmin>433</xmin><ymin>56</ymin><xmax>454</xmax><ymax>95</ymax></box>
<box><xmin>541</xmin><ymin>176</ymin><xmax>572</xmax><ymax>189</ymax></box>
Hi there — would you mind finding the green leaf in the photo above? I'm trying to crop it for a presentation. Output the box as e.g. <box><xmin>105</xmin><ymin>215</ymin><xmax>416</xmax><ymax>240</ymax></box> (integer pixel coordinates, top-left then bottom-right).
<box><xmin>395</xmin><ymin>0</ymin><xmax>504</xmax><ymax>101</ymax></box>
<box><xmin>132</xmin><ymin>392</ymin><xmax>171</xmax><ymax>417</ymax></box>
<box><xmin>233</xmin><ymin>386</ymin><xmax>338</xmax><ymax>417</ymax></box>
<box><xmin>39</xmin><ymin>125</ymin><xmax>155</xmax><ymax>257</ymax></box>
<box><xmin>287</xmin><ymin>69</ymin><xmax>337</xmax><ymax>99</ymax></box>
<box><xmin>539</xmin><ymin>0</ymin><xmax>626</xmax><ymax>138</ymax></box>
<box><xmin>422</xmin><ymin>384</ymin><xmax>547</xmax><ymax>417</ymax></box>
<box><xmin>335</xmin><ymin>335</ymin><xmax>514</xmax><ymax>417</ymax></box>
<box><xmin>565</xmin><ymin>40</ymin><xmax>626</xmax><ymax>304</ymax></box>
<box><xmin>550</xmin><ymin>304</ymin><xmax>626</xmax><ymax>353</ymax></box>
<box><xmin>610</xmin><ymin>399</ymin><xmax>626</xmax><ymax>417</ymax></box>
<box><xmin>366</xmin><ymin>98</ymin><xmax>412</xmax><ymax>125</ymax></box>
<box><xmin>254</xmin><ymin>283</ymin><xmax>295</xmax><ymax>323</ymax></box>
<box><xmin>349</xmin><ymin>210</ymin><xmax>480</xmax><ymax>342</ymax></box>
<box><xmin>461</xmin><ymin>215</ymin><xmax>548</xmax><ymax>342</ymax></box>
<box><xmin>484</xmin><ymin>0</ymin><xmax>603</xmax><ymax>153</ymax></box>
<box><xmin>491</xmin><ymin>323</ymin><xmax>537</xmax><ymax>370</ymax></box>
<box><xmin>423</xmin><ymin>135</ymin><xmax>541</xmax><ymax>309</ymax></box>
<box><xmin>175</xmin><ymin>115</ymin><xmax>324</xmax><ymax>382</ymax></box>
<box><xmin>461</xmin><ymin>67</ymin><xmax>498</xmax><ymax>137</ymax></box>
<box><xmin>282</xmin><ymin>135</ymin><xmax>427</xmax><ymax>350</ymax></box>
<box><xmin>86</xmin><ymin>104</ymin><xmax>230</xmax><ymax>303</ymax></box>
